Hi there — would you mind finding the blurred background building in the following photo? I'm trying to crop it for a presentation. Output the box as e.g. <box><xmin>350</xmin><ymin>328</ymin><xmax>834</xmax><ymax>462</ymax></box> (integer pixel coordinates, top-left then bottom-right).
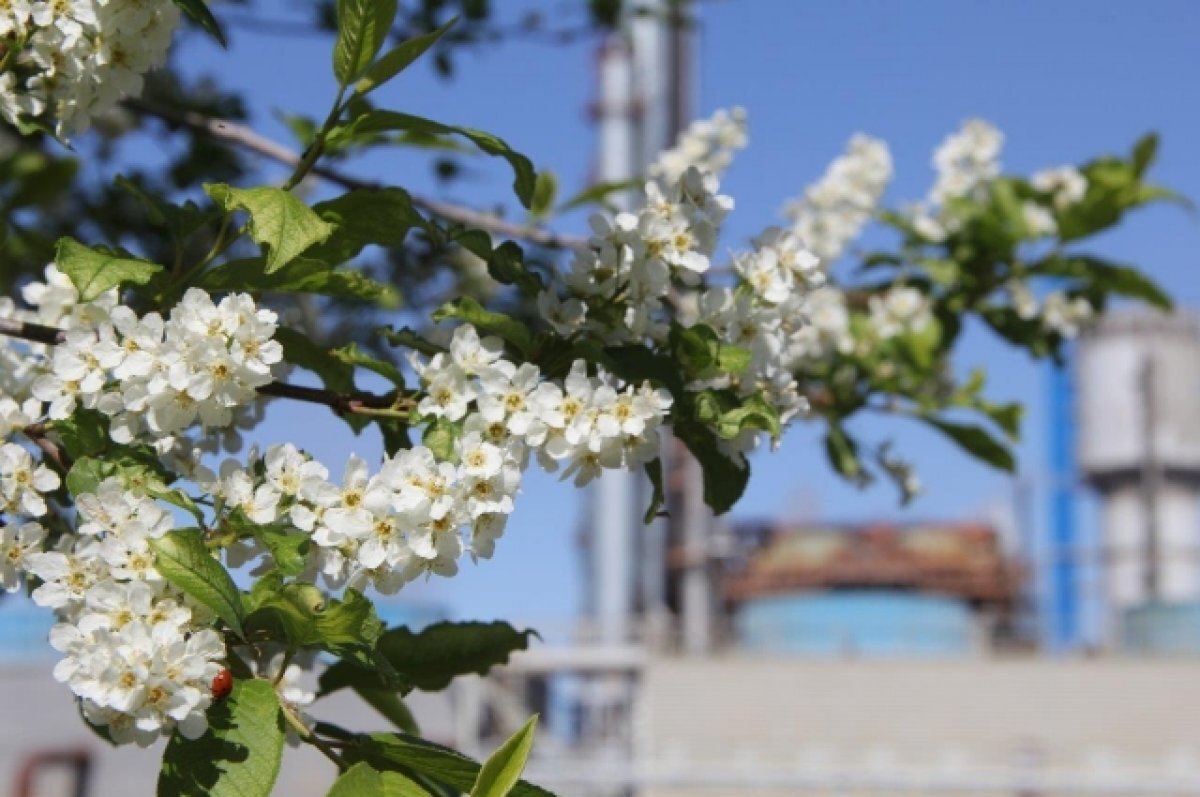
<box><xmin>4</xmin><ymin>2</ymin><xmax>1200</xmax><ymax>796</ymax></box>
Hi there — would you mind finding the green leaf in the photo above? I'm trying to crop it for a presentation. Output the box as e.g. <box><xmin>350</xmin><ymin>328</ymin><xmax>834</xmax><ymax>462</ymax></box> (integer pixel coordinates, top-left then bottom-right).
<box><xmin>669</xmin><ymin>323</ymin><xmax>718</xmax><ymax>375</ymax></box>
<box><xmin>116</xmin><ymin>177</ymin><xmax>217</xmax><ymax>245</ymax></box>
<box><xmin>472</xmin><ymin>715</ymin><xmax>538</xmax><ymax>797</ymax></box>
<box><xmin>344</xmin><ymin>111</ymin><xmax>537</xmax><ymax>207</ymax></box>
<box><xmin>172</xmin><ymin>0</ymin><xmax>227</xmax><ymax>47</ymax></box>
<box><xmin>65</xmin><ymin>457</ymin><xmax>113</xmax><ymax>498</ymax></box>
<box><xmin>256</xmin><ymin>526</ymin><xmax>311</xmax><ymax>577</ymax></box>
<box><xmin>1131</xmin><ymin>132</ymin><xmax>1159</xmax><ymax>178</ymax></box>
<box><xmin>55</xmin><ymin>238</ymin><xmax>163</xmax><ymax>302</ymax></box>
<box><xmin>245</xmin><ymin>583</ymin><xmax>387</xmax><ymax>672</ymax></box>
<box><xmin>643</xmin><ymin>459</ymin><xmax>666</xmax><ymax>524</ymax></box>
<box><xmin>379</xmin><ymin>325</ymin><xmax>446</xmax><ymax>357</ymax></box>
<box><xmin>51</xmin><ymin>410</ymin><xmax>109</xmax><ymax>459</ymax></box>
<box><xmin>307</xmin><ymin>188</ymin><xmax>427</xmax><ymax>263</ymax></box>
<box><xmin>355</xmin><ymin>17</ymin><xmax>458</xmax><ymax>95</ymax></box>
<box><xmin>602</xmin><ymin>345</ymin><xmax>686</xmax><ymax>399</ymax></box>
<box><xmin>204</xmin><ymin>184</ymin><xmax>335</xmax><ymax>273</ymax></box>
<box><xmin>422</xmin><ymin>417</ymin><xmax>461</xmax><ymax>462</ymax></box>
<box><xmin>486</xmin><ymin>241</ymin><xmax>543</xmax><ymax>295</ymax></box>
<box><xmin>556</xmin><ymin>178</ymin><xmax>640</xmax><ymax>212</ymax></box>
<box><xmin>333</xmin><ymin>342</ymin><xmax>406</xmax><ymax>387</ymax></box>
<box><xmin>198</xmin><ymin>257</ymin><xmax>397</xmax><ymax>304</ymax></box>
<box><xmin>675</xmin><ymin>422</ymin><xmax>749</xmax><ymax>515</ymax></box>
<box><xmin>922</xmin><ymin>417</ymin><xmax>1015</xmax><ymax>472</ymax></box>
<box><xmin>329</xmin><ymin>763</ymin><xmax>427</xmax><ymax>797</ymax></box>
<box><xmin>320</xmin><ymin>621</ymin><xmax>536</xmax><ymax>697</ymax></box>
<box><xmin>334</xmin><ymin>0</ymin><xmax>399</xmax><ymax>85</ymax></box>
<box><xmin>345</xmin><ymin>733</ymin><xmax>556</xmax><ymax>797</ymax></box>
<box><xmin>433</xmin><ymin>297</ymin><xmax>532</xmax><ymax>355</ymax></box>
<box><xmin>274</xmin><ymin>327</ymin><xmax>356</xmax><ymax>395</ymax></box>
<box><xmin>351</xmin><ymin>686</ymin><xmax>421</xmax><ymax>735</ymax></box>
<box><xmin>714</xmin><ymin>394</ymin><xmax>782</xmax><ymax>442</ymax></box>
<box><xmin>824</xmin><ymin>424</ymin><xmax>862</xmax><ymax>481</ymax></box>
<box><xmin>158</xmin><ymin>680</ymin><xmax>284</xmax><ymax>797</ymax></box>
<box><xmin>1030</xmin><ymin>255</ymin><xmax>1172</xmax><ymax>310</ymax></box>
<box><xmin>529</xmin><ymin>170</ymin><xmax>558</xmax><ymax>219</ymax></box>
<box><xmin>150</xmin><ymin>529</ymin><xmax>246</xmax><ymax>638</ymax></box>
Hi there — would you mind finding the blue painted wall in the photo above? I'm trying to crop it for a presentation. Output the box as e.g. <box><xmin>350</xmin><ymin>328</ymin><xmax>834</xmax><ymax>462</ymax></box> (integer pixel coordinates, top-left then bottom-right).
<box><xmin>734</xmin><ymin>591</ymin><xmax>977</xmax><ymax>656</ymax></box>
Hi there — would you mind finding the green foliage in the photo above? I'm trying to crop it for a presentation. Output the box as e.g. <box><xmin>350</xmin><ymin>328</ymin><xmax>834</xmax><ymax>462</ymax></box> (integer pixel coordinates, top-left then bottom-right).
<box><xmin>556</xmin><ymin>178</ymin><xmax>640</xmax><ymax>212</ymax></box>
<box><xmin>342</xmin><ymin>732</ymin><xmax>556</xmax><ymax>797</ymax></box>
<box><xmin>274</xmin><ymin>327</ymin><xmax>356</xmax><ymax>395</ymax></box>
<box><xmin>55</xmin><ymin>238</ymin><xmax>163</xmax><ymax>302</ymax></box>
<box><xmin>472</xmin><ymin>716</ymin><xmax>539</xmax><ymax>797</ymax></box>
<box><xmin>253</xmin><ymin>525</ymin><xmax>312</xmax><ymax>577</ymax></box>
<box><xmin>643</xmin><ymin>458</ymin><xmax>666</xmax><ymax>523</ymax></box>
<box><xmin>158</xmin><ymin>680</ymin><xmax>285</xmax><ymax>797</ymax></box>
<box><xmin>334</xmin><ymin>0</ymin><xmax>399</xmax><ymax>86</ymax></box>
<box><xmin>529</xmin><ymin>171</ymin><xmax>558</xmax><ymax>219</ymax></box>
<box><xmin>328</xmin><ymin>763</ymin><xmax>427</xmax><ymax>797</ymax></box>
<box><xmin>922</xmin><ymin>417</ymin><xmax>1015</xmax><ymax>472</ymax></box>
<box><xmin>1029</xmin><ymin>255</ymin><xmax>1172</xmax><ymax>310</ymax></box>
<box><xmin>51</xmin><ymin>410</ymin><xmax>109</xmax><ymax>459</ymax></box>
<box><xmin>308</xmin><ymin>188</ymin><xmax>427</xmax><ymax>263</ymax></box>
<box><xmin>355</xmin><ymin>17</ymin><xmax>459</xmax><ymax>96</ymax></box>
<box><xmin>434</xmin><ymin>296</ymin><xmax>533</xmax><ymax>355</ymax></box>
<box><xmin>204</xmin><ymin>184</ymin><xmax>336</xmax><ymax>273</ymax></box>
<box><xmin>150</xmin><ymin>529</ymin><xmax>247</xmax><ymax>638</ymax></box>
<box><xmin>198</xmin><ymin>257</ymin><xmax>398</xmax><ymax>304</ymax></box>
<box><xmin>244</xmin><ymin>578</ymin><xmax>387</xmax><ymax>672</ymax></box>
<box><xmin>333</xmin><ymin>341</ymin><xmax>407</xmax><ymax>387</ymax></box>
<box><xmin>339</xmin><ymin>111</ymin><xmax>538</xmax><ymax>207</ymax></box>
<box><xmin>674</xmin><ymin>421</ymin><xmax>749</xmax><ymax>515</ymax></box>
<box><xmin>171</xmin><ymin>0</ymin><xmax>228</xmax><ymax>47</ymax></box>
<box><xmin>319</xmin><ymin>620</ymin><xmax>536</xmax><ymax>696</ymax></box>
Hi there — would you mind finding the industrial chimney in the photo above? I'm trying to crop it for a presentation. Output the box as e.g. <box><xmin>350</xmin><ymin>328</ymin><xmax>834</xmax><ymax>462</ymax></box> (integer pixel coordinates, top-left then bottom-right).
<box><xmin>1076</xmin><ymin>309</ymin><xmax>1200</xmax><ymax>642</ymax></box>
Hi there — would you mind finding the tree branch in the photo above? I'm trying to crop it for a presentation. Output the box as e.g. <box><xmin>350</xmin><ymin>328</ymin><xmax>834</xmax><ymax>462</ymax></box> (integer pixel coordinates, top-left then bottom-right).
<box><xmin>122</xmin><ymin>97</ymin><xmax>587</xmax><ymax>250</ymax></box>
<box><xmin>22</xmin><ymin>423</ymin><xmax>72</xmax><ymax>472</ymax></box>
<box><xmin>0</xmin><ymin>317</ymin><xmax>65</xmax><ymax>346</ymax></box>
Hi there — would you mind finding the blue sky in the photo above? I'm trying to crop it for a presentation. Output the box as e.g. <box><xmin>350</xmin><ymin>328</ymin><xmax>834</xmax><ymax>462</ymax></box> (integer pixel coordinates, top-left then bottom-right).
<box><xmin>144</xmin><ymin>0</ymin><xmax>1200</xmax><ymax>627</ymax></box>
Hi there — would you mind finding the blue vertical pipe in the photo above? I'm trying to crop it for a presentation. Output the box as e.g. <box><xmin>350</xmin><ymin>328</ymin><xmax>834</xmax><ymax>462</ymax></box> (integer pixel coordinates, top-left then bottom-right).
<box><xmin>1047</xmin><ymin>352</ymin><xmax>1079</xmax><ymax>650</ymax></box>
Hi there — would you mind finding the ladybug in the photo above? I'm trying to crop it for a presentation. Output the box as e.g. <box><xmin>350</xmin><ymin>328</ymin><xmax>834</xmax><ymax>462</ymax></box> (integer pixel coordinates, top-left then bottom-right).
<box><xmin>211</xmin><ymin>668</ymin><xmax>234</xmax><ymax>701</ymax></box>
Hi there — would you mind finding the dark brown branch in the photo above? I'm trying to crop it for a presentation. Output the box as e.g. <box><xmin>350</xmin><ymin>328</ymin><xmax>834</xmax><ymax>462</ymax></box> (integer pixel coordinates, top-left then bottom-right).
<box><xmin>0</xmin><ymin>317</ymin><xmax>66</xmax><ymax>346</ymax></box>
<box><xmin>256</xmin><ymin>381</ymin><xmax>413</xmax><ymax>416</ymax></box>
<box><xmin>122</xmin><ymin>97</ymin><xmax>587</xmax><ymax>251</ymax></box>
<box><xmin>22</xmin><ymin>423</ymin><xmax>72</xmax><ymax>472</ymax></box>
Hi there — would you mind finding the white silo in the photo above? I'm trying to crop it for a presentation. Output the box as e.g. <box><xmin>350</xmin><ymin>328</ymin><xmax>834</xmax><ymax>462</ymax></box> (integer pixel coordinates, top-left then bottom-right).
<box><xmin>1076</xmin><ymin>309</ymin><xmax>1200</xmax><ymax>636</ymax></box>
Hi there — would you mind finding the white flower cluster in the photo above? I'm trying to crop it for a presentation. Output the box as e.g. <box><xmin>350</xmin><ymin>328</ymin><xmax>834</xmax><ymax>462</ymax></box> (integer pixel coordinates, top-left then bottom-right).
<box><xmin>930</xmin><ymin>118</ymin><xmax>1004</xmax><ymax>204</ymax></box>
<box><xmin>783</xmin><ymin>134</ymin><xmax>893</xmax><ymax>264</ymax></box>
<box><xmin>649</xmin><ymin>107</ymin><xmax>748</xmax><ymax>183</ymax></box>
<box><xmin>0</xmin><ymin>0</ymin><xmax>181</xmax><ymax>137</ymax></box>
<box><xmin>1032</xmin><ymin>166</ymin><xmax>1088</xmax><ymax>210</ymax></box>
<box><xmin>207</xmin><ymin>325</ymin><xmax>673</xmax><ymax>591</ymax></box>
<box><xmin>4</xmin><ymin>476</ymin><xmax>226</xmax><ymax>746</ymax></box>
<box><xmin>687</xmin><ymin>227</ymin><xmax>826</xmax><ymax>435</ymax></box>
<box><xmin>1005</xmin><ymin>280</ymin><xmax>1094</xmax><ymax>339</ymax></box>
<box><xmin>0</xmin><ymin>270</ymin><xmax>283</xmax><ymax>451</ymax></box>
<box><xmin>868</xmin><ymin>286</ymin><xmax>934</xmax><ymax>340</ymax></box>
<box><xmin>0</xmin><ymin>440</ymin><xmax>59</xmax><ymax>518</ymax></box>
<box><xmin>543</xmin><ymin>166</ymin><xmax>733</xmax><ymax>344</ymax></box>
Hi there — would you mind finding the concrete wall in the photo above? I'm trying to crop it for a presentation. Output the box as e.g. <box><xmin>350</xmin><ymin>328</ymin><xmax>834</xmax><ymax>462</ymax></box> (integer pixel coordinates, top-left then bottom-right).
<box><xmin>639</xmin><ymin>656</ymin><xmax>1200</xmax><ymax>796</ymax></box>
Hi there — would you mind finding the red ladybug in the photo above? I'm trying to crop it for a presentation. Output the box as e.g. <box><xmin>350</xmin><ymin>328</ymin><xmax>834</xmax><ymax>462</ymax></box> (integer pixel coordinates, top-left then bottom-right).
<box><xmin>211</xmin><ymin>668</ymin><xmax>233</xmax><ymax>701</ymax></box>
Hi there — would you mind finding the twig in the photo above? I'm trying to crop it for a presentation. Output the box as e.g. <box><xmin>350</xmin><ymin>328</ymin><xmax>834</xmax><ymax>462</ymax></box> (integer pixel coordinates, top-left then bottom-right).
<box><xmin>21</xmin><ymin>423</ymin><xmax>72</xmax><ymax>472</ymax></box>
<box><xmin>122</xmin><ymin>97</ymin><xmax>587</xmax><ymax>250</ymax></box>
<box><xmin>0</xmin><ymin>317</ymin><xmax>65</xmax><ymax>345</ymax></box>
